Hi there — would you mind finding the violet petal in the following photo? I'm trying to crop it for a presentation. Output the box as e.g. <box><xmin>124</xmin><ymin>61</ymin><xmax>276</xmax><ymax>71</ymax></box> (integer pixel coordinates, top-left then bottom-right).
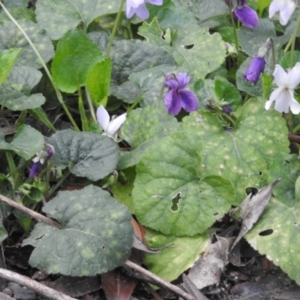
<box><xmin>234</xmin><ymin>5</ymin><xmax>259</xmax><ymax>28</ymax></box>
<box><xmin>134</xmin><ymin>3</ymin><xmax>149</xmax><ymax>19</ymax></box>
<box><xmin>29</xmin><ymin>162</ymin><xmax>43</xmax><ymax>178</ymax></box>
<box><xmin>243</xmin><ymin>56</ymin><xmax>265</xmax><ymax>84</ymax></box>
<box><xmin>165</xmin><ymin>89</ymin><xmax>182</xmax><ymax>115</ymax></box>
<box><xmin>176</xmin><ymin>73</ymin><xmax>189</xmax><ymax>89</ymax></box>
<box><xmin>180</xmin><ymin>90</ymin><xmax>199</xmax><ymax>113</ymax></box>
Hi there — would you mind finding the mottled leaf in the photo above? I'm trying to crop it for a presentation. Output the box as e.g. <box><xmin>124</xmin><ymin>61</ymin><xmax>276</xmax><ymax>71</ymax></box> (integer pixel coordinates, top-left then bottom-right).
<box><xmin>133</xmin><ymin>128</ymin><xmax>235</xmax><ymax>235</ymax></box>
<box><xmin>246</xmin><ymin>196</ymin><xmax>300</xmax><ymax>285</ymax></box>
<box><xmin>0</xmin><ymin>66</ymin><xmax>45</xmax><ymax>110</ymax></box>
<box><xmin>0</xmin><ymin>20</ymin><xmax>54</xmax><ymax>68</ymax></box>
<box><xmin>183</xmin><ymin>98</ymin><xmax>289</xmax><ymax>202</ymax></box>
<box><xmin>172</xmin><ymin>0</ymin><xmax>228</xmax><ymax>27</ymax></box>
<box><xmin>36</xmin><ymin>0</ymin><xmax>120</xmax><ymax>40</ymax></box>
<box><xmin>118</xmin><ymin>105</ymin><xmax>179</xmax><ymax>169</ymax></box>
<box><xmin>147</xmin><ymin>0</ymin><xmax>197</xmax><ymax>28</ymax></box>
<box><xmin>139</xmin><ymin>19</ymin><xmax>226</xmax><ymax>79</ymax></box>
<box><xmin>121</xmin><ymin>105</ymin><xmax>179</xmax><ymax>148</ymax></box>
<box><xmin>268</xmin><ymin>154</ymin><xmax>300</xmax><ymax>207</ymax></box>
<box><xmin>23</xmin><ymin>185</ymin><xmax>133</xmax><ymax>276</ymax></box>
<box><xmin>0</xmin><ymin>7</ymin><xmax>35</xmax><ymax>26</ymax></box>
<box><xmin>109</xmin><ymin>39</ymin><xmax>176</xmax><ymax>101</ymax></box>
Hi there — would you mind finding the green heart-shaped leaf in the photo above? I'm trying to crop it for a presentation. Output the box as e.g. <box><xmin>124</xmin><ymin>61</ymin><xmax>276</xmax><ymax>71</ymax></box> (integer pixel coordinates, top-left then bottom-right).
<box><xmin>48</xmin><ymin>130</ymin><xmax>119</xmax><ymax>181</ymax></box>
<box><xmin>23</xmin><ymin>185</ymin><xmax>133</xmax><ymax>276</ymax></box>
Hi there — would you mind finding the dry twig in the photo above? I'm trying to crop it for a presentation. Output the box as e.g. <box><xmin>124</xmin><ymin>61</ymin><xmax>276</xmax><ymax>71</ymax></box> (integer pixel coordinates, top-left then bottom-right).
<box><xmin>125</xmin><ymin>260</ymin><xmax>195</xmax><ymax>300</ymax></box>
<box><xmin>0</xmin><ymin>268</ymin><xmax>77</xmax><ymax>300</ymax></box>
<box><xmin>0</xmin><ymin>194</ymin><xmax>61</xmax><ymax>229</ymax></box>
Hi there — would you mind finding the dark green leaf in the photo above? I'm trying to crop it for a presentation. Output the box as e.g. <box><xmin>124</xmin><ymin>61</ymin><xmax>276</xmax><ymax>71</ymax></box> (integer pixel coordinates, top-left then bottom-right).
<box><xmin>110</xmin><ymin>39</ymin><xmax>176</xmax><ymax>101</ymax></box>
<box><xmin>238</xmin><ymin>19</ymin><xmax>276</xmax><ymax>57</ymax></box>
<box><xmin>214</xmin><ymin>77</ymin><xmax>242</xmax><ymax>109</ymax></box>
<box><xmin>23</xmin><ymin>185</ymin><xmax>133</xmax><ymax>276</ymax></box>
<box><xmin>48</xmin><ymin>130</ymin><xmax>119</xmax><ymax>181</ymax></box>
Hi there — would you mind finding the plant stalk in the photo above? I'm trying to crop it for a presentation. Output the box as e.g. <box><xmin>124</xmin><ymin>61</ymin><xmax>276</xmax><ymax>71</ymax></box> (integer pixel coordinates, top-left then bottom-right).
<box><xmin>106</xmin><ymin>0</ymin><xmax>125</xmax><ymax>58</ymax></box>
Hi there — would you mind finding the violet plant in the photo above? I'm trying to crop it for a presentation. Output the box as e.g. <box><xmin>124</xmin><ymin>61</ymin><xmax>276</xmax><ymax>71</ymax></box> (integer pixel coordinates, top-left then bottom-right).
<box><xmin>1</xmin><ymin>0</ymin><xmax>300</xmax><ymax>297</ymax></box>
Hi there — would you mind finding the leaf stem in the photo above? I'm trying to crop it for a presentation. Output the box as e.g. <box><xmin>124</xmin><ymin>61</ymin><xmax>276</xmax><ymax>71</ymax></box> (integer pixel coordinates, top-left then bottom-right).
<box><xmin>85</xmin><ymin>88</ymin><xmax>97</xmax><ymax>122</ymax></box>
<box><xmin>285</xmin><ymin>112</ymin><xmax>293</xmax><ymax>133</ymax></box>
<box><xmin>0</xmin><ymin>1</ymin><xmax>80</xmax><ymax>131</ymax></box>
<box><xmin>78</xmin><ymin>88</ymin><xmax>89</xmax><ymax>131</ymax></box>
<box><xmin>271</xmin><ymin>39</ymin><xmax>276</xmax><ymax>68</ymax></box>
<box><xmin>45</xmin><ymin>170</ymin><xmax>71</xmax><ymax>199</ymax></box>
<box><xmin>127</xmin><ymin>94</ymin><xmax>143</xmax><ymax>113</ymax></box>
<box><xmin>292</xmin><ymin>122</ymin><xmax>300</xmax><ymax>133</ymax></box>
<box><xmin>31</xmin><ymin>108</ymin><xmax>57</xmax><ymax>132</ymax></box>
<box><xmin>5</xmin><ymin>152</ymin><xmax>17</xmax><ymax>185</ymax></box>
<box><xmin>228</xmin><ymin>3</ymin><xmax>239</xmax><ymax>51</ymax></box>
<box><xmin>106</xmin><ymin>0</ymin><xmax>125</xmax><ymax>58</ymax></box>
<box><xmin>221</xmin><ymin>112</ymin><xmax>236</xmax><ymax>127</ymax></box>
<box><xmin>284</xmin><ymin>13</ymin><xmax>300</xmax><ymax>68</ymax></box>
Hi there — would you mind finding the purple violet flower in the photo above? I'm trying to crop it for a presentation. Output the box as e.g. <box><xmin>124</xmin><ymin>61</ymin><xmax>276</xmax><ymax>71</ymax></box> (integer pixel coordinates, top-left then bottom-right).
<box><xmin>126</xmin><ymin>0</ymin><xmax>163</xmax><ymax>20</ymax></box>
<box><xmin>29</xmin><ymin>144</ymin><xmax>55</xmax><ymax>178</ymax></box>
<box><xmin>243</xmin><ymin>56</ymin><xmax>265</xmax><ymax>84</ymax></box>
<box><xmin>221</xmin><ymin>105</ymin><xmax>233</xmax><ymax>115</ymax></box>
<box><xmin>226</xmin><ymin>0</ymin><xmax>259</xmax><ymax>28</ymax></box>
<box><xmin>29</xmin><ymin>161</ymin><xmax>43</xmax><ymax>178</ymax></box>
<box><xmin>164</xmin><ymin>73</ymin><xmax>199</xmax><ymax>116</ymax></box>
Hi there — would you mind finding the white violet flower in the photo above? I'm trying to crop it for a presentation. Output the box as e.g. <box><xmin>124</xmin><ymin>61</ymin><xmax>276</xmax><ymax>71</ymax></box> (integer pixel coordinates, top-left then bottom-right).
<box><xmin>265</xmin><ymin>63</ymin><xmax>300</xmax><ymax>114</ymax></box>
<box><xmin>32</xmin><ymin>144</ymin><xmax>55</xmax><ymax>164</ymax></box>
<box><xmin>269</xmin><ymin>0</ymin><xmax>297</xmax><ymax>26</ymax></box>
<box><xmin>96</xmin><ymin>105</ymin><xmax>127</xmax><ymax>141</ymax></box>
